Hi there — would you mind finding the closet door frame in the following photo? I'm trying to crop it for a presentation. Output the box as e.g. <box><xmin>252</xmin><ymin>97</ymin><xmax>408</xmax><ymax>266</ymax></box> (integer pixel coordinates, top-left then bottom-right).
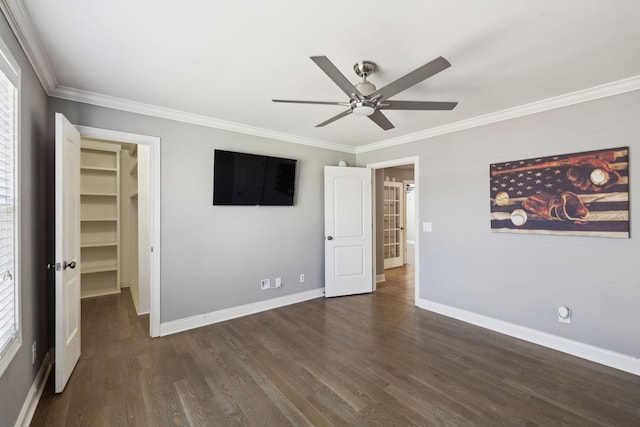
<box><xmin>77</xmin><ymin>125</ymin><xmax>161</xmax><ymax>338</ymax></box>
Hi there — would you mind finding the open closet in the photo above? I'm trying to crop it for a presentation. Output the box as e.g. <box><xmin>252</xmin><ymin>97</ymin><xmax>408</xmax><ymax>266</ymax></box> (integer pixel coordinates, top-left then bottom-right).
<box><xmin>79</xmin><ymin>137</ymin><xmax>150</xmax><ymax>314</ymax></box>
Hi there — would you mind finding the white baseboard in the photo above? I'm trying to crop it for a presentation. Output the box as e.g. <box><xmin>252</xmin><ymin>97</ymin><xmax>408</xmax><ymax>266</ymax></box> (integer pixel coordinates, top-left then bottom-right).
<box><xmin>376</xmin><ymin>274</ymin><xmax>386</xmax><ymax>283</ymax></box>
<box><xmin>16</xmin><ymin>349</ymin><xmax>52</xmax><ymax>427</ymax></box>
<box><xmin>160</xmin><ymin>288</ymin><xmax>325</xmax><ymax>336</ymax></box>
<box><xmin>418</xmin><ymin>298</ymin><xmax>640</xmax><ymax>376</ymax></box>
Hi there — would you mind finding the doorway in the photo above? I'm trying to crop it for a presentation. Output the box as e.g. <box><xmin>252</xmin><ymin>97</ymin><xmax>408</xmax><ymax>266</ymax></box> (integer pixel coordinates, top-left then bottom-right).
<box><xmin>76</xmin><ymin>125</ymin><xmax>161</xmax><ymax>337</ymax></box>
<box><xmin>367</xmin><ymin>157</ymin><xmax>419</xmax><ymax>305</ymax></box>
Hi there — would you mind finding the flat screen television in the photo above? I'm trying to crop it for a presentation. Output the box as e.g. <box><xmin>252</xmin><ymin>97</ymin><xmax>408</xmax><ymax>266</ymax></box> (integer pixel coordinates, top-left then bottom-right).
<box><xmin>213</xmin><ymin>149</ymin><xmax>297</xmax><ymax>206</ymax></box>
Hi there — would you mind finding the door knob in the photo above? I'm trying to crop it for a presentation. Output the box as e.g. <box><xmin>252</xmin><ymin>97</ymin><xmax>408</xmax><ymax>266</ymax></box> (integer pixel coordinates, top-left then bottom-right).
<box><xmin>327</xmin><ymin>236</ymin><xmax>333</xmax><ymax>240</ymax></box>
<box><xmin>63</xmin><ymin>261</ymin><xmax>76</xmax><ymax>270</ymax></box>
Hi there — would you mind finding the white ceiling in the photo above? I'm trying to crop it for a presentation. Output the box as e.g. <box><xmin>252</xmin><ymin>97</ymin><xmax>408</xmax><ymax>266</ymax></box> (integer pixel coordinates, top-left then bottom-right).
<box><xmin>10</xmin><ymin>0</ymin><xmax>640</xmax><ymax>151</ymax></box>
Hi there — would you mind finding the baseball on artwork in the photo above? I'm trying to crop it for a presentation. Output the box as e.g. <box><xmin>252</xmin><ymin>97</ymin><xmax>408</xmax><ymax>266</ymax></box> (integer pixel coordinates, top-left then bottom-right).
<box><xmin>490</xmin><ymin>147</ymin><xmax>629</xmax><ymax>238</ymax></box>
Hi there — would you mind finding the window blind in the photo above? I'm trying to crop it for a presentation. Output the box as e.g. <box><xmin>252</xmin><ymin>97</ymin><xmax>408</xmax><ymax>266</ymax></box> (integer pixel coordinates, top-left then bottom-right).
<box><xmin>0</xmin><ymin>66</ymin><xmax>17</xmax><ymax>359</ymax></box>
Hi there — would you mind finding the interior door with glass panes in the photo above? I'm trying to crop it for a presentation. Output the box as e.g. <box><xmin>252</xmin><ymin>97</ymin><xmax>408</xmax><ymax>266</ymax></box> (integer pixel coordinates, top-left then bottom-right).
<box><xmin>383</xmin><ymin>181</ymin><xmax>404</xmax><ymax>269</ymax></box>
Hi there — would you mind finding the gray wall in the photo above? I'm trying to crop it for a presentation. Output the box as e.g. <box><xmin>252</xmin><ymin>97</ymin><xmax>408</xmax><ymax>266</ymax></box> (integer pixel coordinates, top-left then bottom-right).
<box><xmin>357</xmin><ymin>90</ymin><xmax>640</xmax><ymax>358</ymax></box>
<box><xmin>47</xmin><ymin>98</ymin><xmax>354</xmax><ymax>323</ymax></box>
<box><xmin>0</xmin><ymin>13</ymin><xmax>49</xmax><ymax>427</ymax></box>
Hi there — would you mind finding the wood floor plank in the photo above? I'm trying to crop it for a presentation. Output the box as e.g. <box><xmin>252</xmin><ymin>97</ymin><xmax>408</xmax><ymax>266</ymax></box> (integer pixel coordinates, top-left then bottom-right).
<box><xmin>30</xmin><ymin>272</ymin><xmax>640</xmax><ymax>426</ymax></box>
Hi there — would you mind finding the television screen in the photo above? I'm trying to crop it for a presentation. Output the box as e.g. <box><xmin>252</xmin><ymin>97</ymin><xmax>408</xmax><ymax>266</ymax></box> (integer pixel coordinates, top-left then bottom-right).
<box><xmin>213</xmin><ymin>150</ymin><xmax>297</xmax><ymax>206</ymax></box>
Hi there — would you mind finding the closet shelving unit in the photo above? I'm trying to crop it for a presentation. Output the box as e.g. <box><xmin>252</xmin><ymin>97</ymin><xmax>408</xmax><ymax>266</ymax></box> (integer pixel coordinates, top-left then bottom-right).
<box><xmin>79</xmin><ymin>140</ymin><xmax>121</xmax><ymax>298</ymax></box>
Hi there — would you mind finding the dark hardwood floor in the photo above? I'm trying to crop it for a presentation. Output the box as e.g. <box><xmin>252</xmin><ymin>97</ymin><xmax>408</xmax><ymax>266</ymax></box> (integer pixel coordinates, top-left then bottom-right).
<box><xmin>31</xmin><ymin>266</ymin><xmax>640</xmax><ymax>426</ymax></box>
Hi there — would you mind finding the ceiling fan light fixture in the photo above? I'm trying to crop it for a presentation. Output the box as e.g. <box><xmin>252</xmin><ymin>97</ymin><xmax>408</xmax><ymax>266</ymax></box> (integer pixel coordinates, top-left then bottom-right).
<box><xmin>352</xmin><ymin>101</ymin><xmax>375</xmax><ymax>116</ymax></box>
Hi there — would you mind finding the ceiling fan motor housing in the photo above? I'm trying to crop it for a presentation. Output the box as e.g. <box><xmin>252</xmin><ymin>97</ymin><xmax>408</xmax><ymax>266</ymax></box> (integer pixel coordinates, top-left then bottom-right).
<box><xmin>355</xmin><ymin>81</ymin><xmax>376</xmax><ymax>96</ymax></box>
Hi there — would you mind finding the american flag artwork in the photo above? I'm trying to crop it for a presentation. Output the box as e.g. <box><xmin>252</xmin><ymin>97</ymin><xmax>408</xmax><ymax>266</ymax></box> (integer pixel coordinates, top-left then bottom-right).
<box><xmin>490</xmin><ymin>147</ymin><xmax>629</xmax><ymax>238</ymax></box>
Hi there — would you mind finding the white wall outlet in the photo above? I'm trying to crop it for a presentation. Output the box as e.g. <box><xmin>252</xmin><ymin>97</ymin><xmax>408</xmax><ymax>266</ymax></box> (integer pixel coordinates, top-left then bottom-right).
<box><xmin>423</xmin><ymin>222</ymin><xmax>432</xmax><ymax>232</ymax></box>
<box><xmin>261</xmin><ymin>279</ymin><xmax>270</xmax><ymax>290</ymax></box>
<box><xmin>32</xmin><ymin>341</ymin><xmax>36</xmax><ymax>364</ymax></box>
<box><xmin>299</xmin><ymin>274</ymin><xmax>305</xmax><ymax>283</ymax></box>
<box><xmin>558</xmin><ymin>306</ymin><xmax>571</xmax><ymax>324</ymax></box>
<box><xmin>275</xmin><ymin>277</ymin><xmax>282</xmax><ymax>288</ymax></box>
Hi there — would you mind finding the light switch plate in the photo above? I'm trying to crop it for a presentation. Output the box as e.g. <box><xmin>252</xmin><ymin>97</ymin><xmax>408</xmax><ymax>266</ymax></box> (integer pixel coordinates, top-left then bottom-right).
<box><xmin>423</xmin><ymin>222</ymin><xmax>432</xmax><ymax>232</ymax></box>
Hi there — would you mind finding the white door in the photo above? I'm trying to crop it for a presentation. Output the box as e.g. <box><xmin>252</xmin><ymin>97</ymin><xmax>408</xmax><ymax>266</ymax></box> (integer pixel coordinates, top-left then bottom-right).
<box><xmin>383</xmin><ymin>181</ymin><xmax>404</xmax><ymax>269</ymax></box>
<box><xmin>324</xmin><ymin>166</ymin><xmax>373</xmax><ymax>297</ymax></box>
<box><xmin>54</xmin><ymin>113</ymin><xmax>81</xmax><ymax>393</ymax></box>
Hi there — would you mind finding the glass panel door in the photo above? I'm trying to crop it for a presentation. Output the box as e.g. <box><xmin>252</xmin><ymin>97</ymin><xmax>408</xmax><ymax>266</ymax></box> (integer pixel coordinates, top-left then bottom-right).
<box><xmin>383</xmin><ymin>181</ymin><xmax>404</xmax><ymax>269</ymax></box>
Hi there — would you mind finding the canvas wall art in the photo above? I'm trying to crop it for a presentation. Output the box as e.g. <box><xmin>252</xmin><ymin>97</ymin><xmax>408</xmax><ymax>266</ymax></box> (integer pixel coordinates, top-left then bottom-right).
<box><xmin>490</xmin><ymin>147</ymin><xmax>629</xmax><ymax>238</ymax></box>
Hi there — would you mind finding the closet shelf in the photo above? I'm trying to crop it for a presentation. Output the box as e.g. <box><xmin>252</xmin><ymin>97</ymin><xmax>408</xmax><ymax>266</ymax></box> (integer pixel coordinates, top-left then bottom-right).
<box><xmin>81</xmin><ymin>261</ymin><xmax>118</xmax><ymax>274</ymax></box>
<box><xmin>81</xmin><ymin>192</ymin><xmax>117</xmax><ymax>197</ymax></box>
<box><xmin>81</xmin><ymin>217</ymin><xmax>118</xmax><ymax>222</ymax></box>
<box><xmin>81</xmin><ymin>166</ymin><xmax>117</xmax><ymax>172</ymax></box>
<box><xmin>81</xmin><ymin>241</ymin><xmax>117</xmax><ymax>248</ymax></box>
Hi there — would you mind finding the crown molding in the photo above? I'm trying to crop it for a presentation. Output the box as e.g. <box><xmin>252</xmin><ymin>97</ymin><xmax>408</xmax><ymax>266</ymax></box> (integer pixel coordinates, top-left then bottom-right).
<box><xmin>0</xmin><ymin>0</ymin><xmax>57</xmax><ymax>93</ymax></box>
<box><xmin>52</xmin><ymin>85</ymin><xmax>356</xmax><ymax>154</ymax></box>
<box><xmin>356</xmin><ymin>75</ymin><xmax>640</xmax><ymax>154</ymax></box>
<box><xmin>52</xmin><ymin>75</ymin><xmax>640</xmax><ymax>156</ymax></box>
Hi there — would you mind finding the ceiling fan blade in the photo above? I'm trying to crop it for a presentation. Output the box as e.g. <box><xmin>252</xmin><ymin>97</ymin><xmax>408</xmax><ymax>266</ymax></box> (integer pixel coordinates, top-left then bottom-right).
<box><xmin>371</xmin><ymin>56</ymin><xmax>451</xmax><ymax>101</ymax></box>
<box><xmin>273</xmin><ymin>99</ymin><xmax>347</xmax><ymax>106</ymax></box>
<box><xmin>382</xmin><ymin>100</ymin><xmax>458</xmax><ymax>110</ymax></box>
<box><xmin>310</xmin><ymin>56</ymin><xmax>363</xmax><ymax>99</ymax></box>
<box><xmin>316</xmin><ymin>109</ymin><xmax>352</xmax><ymax>127</ymax></box>
<box><xmin>368</xmin><ymin>110</ymin><xmax>394</xmax><ymax>131</ymax></box>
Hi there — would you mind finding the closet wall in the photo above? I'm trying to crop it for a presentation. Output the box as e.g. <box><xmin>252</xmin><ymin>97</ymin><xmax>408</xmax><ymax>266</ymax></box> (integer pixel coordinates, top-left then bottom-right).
<box><xmin>119</xmin><ymin>143</ymin><xmax>140</xmax><ymax>312</ymax></box>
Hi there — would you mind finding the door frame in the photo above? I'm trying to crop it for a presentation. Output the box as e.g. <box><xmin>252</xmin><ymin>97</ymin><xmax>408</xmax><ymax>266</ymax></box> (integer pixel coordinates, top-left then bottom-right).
<box><xmin>403</xmin><ymin>180</ymin><xmax>415</xmax><ymax>265</ymax></box>
<box><xmin>76</xmin><ymin>125</ymin><xmax>161</xmax><ymax>337</ymax></box>
<box><xmin>366</xmin><ymin>157</ymin><xmax>419</xmax><ymax>305</ymax></box>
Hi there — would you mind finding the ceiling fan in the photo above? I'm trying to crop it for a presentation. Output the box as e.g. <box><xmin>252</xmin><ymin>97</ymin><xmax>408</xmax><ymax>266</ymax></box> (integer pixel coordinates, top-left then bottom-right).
<box><xmin>273</xmin><ymin>56</ymin><xmax>457</xmax><ymax>131</ymax></box>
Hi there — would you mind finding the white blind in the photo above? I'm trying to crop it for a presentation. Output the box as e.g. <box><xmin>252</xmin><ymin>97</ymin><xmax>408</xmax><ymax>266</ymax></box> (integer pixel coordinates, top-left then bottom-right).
<box><xmin>0</xmin><ymin>66</ymin><xmax>17</xmax><ymax>356</ymax></box>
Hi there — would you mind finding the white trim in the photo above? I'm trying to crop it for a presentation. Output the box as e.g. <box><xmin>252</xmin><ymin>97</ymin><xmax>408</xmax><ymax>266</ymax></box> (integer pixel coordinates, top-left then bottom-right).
<box><xmin>366</xmin><ymin>156</ymin><xmax>419</xmax><ymax>305</ymax></box>
<box><xmin>0</xmin><ymin>0</ymin><xmax>57</xmax><ymax>93</ymax></box>
<box><xmin>160</xmin><ymin>288</ymin><xmax>324</xmax><ymax>336</ymax></box>
<box><xmin>376</xmin><ymin>274</ymin><xmax>386</xmax><ymax>283</ymax></box>
<box><xmin>15</xmin><ymin>349</ymin><xmax>52</xmax><ymax>427</ymax></box>
<box><xmin>75</xmin><ymin>125</ymin><xmax>162</xmax><ymax>337</ymax></box>
<box><xmin>356</xmin><ymin>75</ymin><xmax>640</xmax><ymax>154</ymax></box>
<box><xmin>418</xmin><ymin>298</ymin><xmax>640</xmax><ymax>377</ymax></box>
<box><xmin>54</xmin><ymin>86</ymin><xmax>356</xmax><ymax>154</ymax></box>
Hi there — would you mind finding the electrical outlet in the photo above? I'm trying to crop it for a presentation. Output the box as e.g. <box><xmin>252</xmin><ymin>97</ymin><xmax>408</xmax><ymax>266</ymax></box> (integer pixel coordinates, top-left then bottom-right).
<box><xmin>299</xmin><ymin>274</ymin><xmax>305</xmax><ymax>283</ymax></box>
<box><xmin>275</xmin><ymin>277</ymin><xmax>282</xmax><ymax>288</ymax></box>
<box><xmin>32</xmin><ymin>341</ymin><xmax>36</xmax><ymax>364</ymax></box>
<box><xmin>558</xmin><ymin>306</ymin><xmax>571</xmax><ymax>324</ymax></box>
<box><xmin>261</xmin><ymin>279</ymin><xmax>270</xmax><ymax>290</ymax></box>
